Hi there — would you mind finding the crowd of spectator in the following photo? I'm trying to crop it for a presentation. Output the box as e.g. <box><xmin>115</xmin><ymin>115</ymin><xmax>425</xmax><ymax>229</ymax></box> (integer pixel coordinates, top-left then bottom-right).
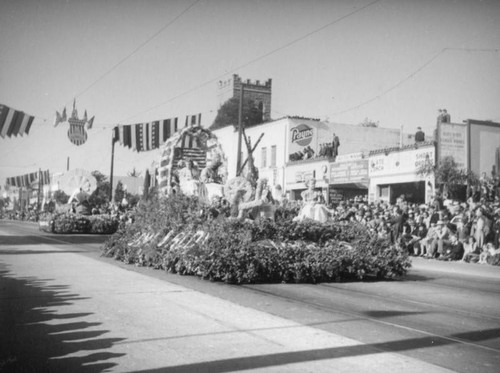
<box><xmin>324</xmin><ymin>186</ymin><xmax>500</xmax><ymax>266</ymax></box>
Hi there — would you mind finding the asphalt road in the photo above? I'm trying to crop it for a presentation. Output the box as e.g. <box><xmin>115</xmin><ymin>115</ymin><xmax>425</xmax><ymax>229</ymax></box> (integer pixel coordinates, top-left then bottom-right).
<box><xmin>1</xmin><ymin>220</ymin><xmax>499</xmax><ymax>372</ymax></box>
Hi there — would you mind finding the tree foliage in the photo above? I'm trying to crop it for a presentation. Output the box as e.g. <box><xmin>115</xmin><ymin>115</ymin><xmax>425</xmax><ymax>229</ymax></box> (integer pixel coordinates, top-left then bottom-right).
<box><xmin>128</xmin><ymin>167</ymin><xmax>142</xmax><ymax>177</ymax></box>
<box><xmin>114</xmin><ymin>181</ymin><xmax>125</xmax><ymax>204</ymax></box>
<box><xmin>53</xmin><ymin>190</ymin><xmax>70</xmax><ymax>205</ymax></box>
<box><xmin>210</xmin><ymin>97</ymin><xmax>263</xmax><ymax>130</ymax></box>
<box><xmin>89</xmin><ymin>170</ymin><xmax>111</xmax><ymax>207</ymax></box>
<box><xmin>417</xmin><ymin>156</ymin><xmax>477</xmax><ymax>199</ymax></box>
<box><xmin>359</xmin><ymin>117</ymin><xmax>379</xmax><ymax>127</ymax></box>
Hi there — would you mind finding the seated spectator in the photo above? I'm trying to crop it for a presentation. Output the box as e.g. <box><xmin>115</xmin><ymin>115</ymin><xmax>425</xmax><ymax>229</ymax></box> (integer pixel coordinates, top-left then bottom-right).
<box><xmin>411</xmin><ymin>223</ymin><xmax>428</xmax><ymax>256</ymax></box>
<box><xmin>479</xmin><ymin>242</ymin><xmax>499</xmax><ymax>264</ymax></box>
<box><xmin>428</xmin><ymin>220</ymin><xmax>450</xmax><ymax>258</ymax></box>
<box><xmin>486</xmin><ymin>242</ymin><xmax>500</xmax><ymax>265</ymax></box>
<box><xmin>461</xmin><ymin>236</ymin><xmax>478</xmax><ymax>262</ymax></box>
<box><xmin>437</xmin><ymin>233</ymin><xmax>464</xmax><ymax>261</ymax></box>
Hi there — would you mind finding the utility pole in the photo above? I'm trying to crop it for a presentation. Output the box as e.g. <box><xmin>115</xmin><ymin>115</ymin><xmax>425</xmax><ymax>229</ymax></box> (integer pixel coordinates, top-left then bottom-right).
<box><xmin>236</xmin><ymin>83</ymin><xmax>245</xmax><ymax>175</ymax></box>
<box><xmin>37</xmin><ymin>168</ymin><xmax>42</xmax><ymax>211</ymax></box>
<box><xmin>110</xmin><ymin>130</ymin><xmax>116</xmax><ymax>203</ymax></box>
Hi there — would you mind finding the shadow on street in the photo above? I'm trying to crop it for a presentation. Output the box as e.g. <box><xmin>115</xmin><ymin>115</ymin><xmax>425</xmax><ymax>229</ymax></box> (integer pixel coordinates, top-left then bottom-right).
<box><xmin>129</xmin><ymin>326</ymin><xmax>500</xmax><ymax>373</ymax></box>
<box><xmin>0</xmin><ymin>264</ymin><xmax>125</xmax><ymax>372</ymax></box>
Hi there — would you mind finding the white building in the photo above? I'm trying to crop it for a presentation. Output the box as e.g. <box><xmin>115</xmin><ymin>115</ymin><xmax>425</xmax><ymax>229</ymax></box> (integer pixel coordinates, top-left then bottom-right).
<box><xmin>368</xmin><ymin>142</ymin><xmax>436</xmax><ymax>204</ymax></box>
<box><xmin>212</xmin><ymin>117</ymin><xmax>403</xmax><ymax>201</ymax></box>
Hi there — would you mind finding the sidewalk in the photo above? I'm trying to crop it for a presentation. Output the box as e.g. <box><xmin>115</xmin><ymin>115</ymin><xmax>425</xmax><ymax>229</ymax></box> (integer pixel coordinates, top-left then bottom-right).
<box><xmin>0</xmin><ymin>232</ymin><xmax>457</xmax><ymax>372</ymax></box>
<box><xmin>410</xmin><ymin>256</ymin><xmax>500</xmax><ymax>280</ymax></box>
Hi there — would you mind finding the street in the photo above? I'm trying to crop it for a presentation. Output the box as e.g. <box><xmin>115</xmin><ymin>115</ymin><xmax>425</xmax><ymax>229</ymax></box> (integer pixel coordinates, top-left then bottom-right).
<box><xmin>1</xmin><ymin>220</ymin><xmax>499</xmax><ymax>372</ymax></box>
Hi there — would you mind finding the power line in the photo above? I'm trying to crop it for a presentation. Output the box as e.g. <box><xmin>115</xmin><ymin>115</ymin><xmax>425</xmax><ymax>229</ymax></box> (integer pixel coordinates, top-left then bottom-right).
<box><xmin>119</xmin><ymin>0</ymin><xmax>382</xmax><ymax>123</ymax></box>
<box><xmin>69</xmin><ymin>0</ymin><xmax>202</xmax><ymax>104</ymax></box>
<box><xmin>330</xmin><ymin>47</ymin><xmax>500</xmax><ymax>116</ymax></box>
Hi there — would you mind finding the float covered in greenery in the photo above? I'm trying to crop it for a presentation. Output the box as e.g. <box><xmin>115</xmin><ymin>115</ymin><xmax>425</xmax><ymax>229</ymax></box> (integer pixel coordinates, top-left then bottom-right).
<box><xmin>39</xmin><ymin>212</ymin><xmax>119</xmax><ymax>234</ymax></box>
<box><xmin>102</xmin><ymin>195</ymin><xmax>411</xmax><ymax>284</ymax></box>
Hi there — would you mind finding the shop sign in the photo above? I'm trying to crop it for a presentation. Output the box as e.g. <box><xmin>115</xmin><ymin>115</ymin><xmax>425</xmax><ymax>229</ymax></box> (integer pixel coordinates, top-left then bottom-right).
<box><xmin>330</xmin><ymin>160</ymin><xmax>368</xmax><ymax>184</ymax></box>
<box><xmin>437</xmin><ymin>122</ymin><xmax>467</xmax><ymax>170</ymax></box>
<box><xmin>329</xmin><ymin>189</ymin><xmax>344</xmax><ymax>204</ymax></box>
<box><xmin>369</xmin><ymin>147</ymin><xmax>435</xmax><ymax>177</ymax></box>
<box><xmin>288</xmin><ymin>123</ymin><xmax>318</xmax><ymax>161</ymax></box>
<box><xmin>335</xmin><ymin>152</ymin><xmax>364</xmax><ymax>163</ymax></box>
<box><xmin>295</xmin><ymin>170</ymin><xmax>315</xmax><ymax>183</ymax></box>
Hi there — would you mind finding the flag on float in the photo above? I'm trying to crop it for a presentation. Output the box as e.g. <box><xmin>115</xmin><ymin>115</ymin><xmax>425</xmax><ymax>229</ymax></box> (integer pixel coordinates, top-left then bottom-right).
<box><xmin>184</xmin><ymin>113</ymin><xmax>202</xmax><ymax>128</ymax></box>
<box><xmin>0</xmin><ymin>103</ymin><xmax>35</xmax><ymax>138</ymax></box>
<box><xmin>87</xmin><ymin>116</ymin><xmax>95</xmax><ymax>129</ymax></box>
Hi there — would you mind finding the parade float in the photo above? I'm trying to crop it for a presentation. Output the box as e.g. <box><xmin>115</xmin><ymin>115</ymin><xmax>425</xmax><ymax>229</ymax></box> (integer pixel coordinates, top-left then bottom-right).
<box><xmin>102</xmin><ymin>125</ymin><xmax>410</xmax><ymax>284</ymax></box>
<box><xmin>38</xmin><ymin>169</ymin><xmax>118</xmax><ymax>234</ymax></box>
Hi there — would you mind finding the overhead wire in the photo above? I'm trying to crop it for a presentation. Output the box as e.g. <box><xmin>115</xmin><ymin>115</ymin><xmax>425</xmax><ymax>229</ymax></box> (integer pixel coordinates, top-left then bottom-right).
<box><xmin>119</xmin><ymin>0</ymin><xmax>383</xmax><ymax>123</ymax></box>
<box><xmin>68</xmin><ymin>0</ymin><xmax>202</xmax><ymax>106</ymax></box>
<box><xmin>330</xmin><ymin>47</ymin><xmax>500</xmax><ymax>116</ymax></box>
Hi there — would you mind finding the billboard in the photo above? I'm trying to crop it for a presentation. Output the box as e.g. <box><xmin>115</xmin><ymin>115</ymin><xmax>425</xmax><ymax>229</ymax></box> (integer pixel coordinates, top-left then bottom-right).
<box><xmin>288</xmin><ymin>122</ymin><xmax>318</xmax><ymax>161</ymax></box>
<box><xmin>437</xmin><ymin>122</ymin><xmax>468</xmax><ymax>170</ymax></box>
<box><xmin>330</xmin><ymin>160</ymin><xmax>368</xmax><ymax>185</ymax></box>
<box><xmin>369</xmin><ymin>146</ymin><xmax>435</xmax><ymax>177</ymax></box>
<box><xmin>468</xmin><ymin>120</ymin><xmax>500</xmax><ymax>177</ymax></box>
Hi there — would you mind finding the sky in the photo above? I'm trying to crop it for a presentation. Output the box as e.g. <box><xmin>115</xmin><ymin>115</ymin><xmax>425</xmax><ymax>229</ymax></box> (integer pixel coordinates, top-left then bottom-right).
<box><xmin>1</xmin><ymin>0</ymin><xmax>499</xmax><ymax>188</ymax></box>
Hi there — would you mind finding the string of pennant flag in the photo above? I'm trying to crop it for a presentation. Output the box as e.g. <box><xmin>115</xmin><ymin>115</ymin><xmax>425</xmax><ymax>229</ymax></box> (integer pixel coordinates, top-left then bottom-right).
<box><xmin>1</xmin><ymin>98</ymin><xmax>203</xmax><ymax>153</ymax></box>
<box><xmin>0</xmin><ymin>103</ymin><xmax>36</xmax><ymax>138</ymax></box>
<box><xmin>113</xmin><ymin>113</ymin><xmax>201</xmax><ymax>152</ymax></box>
<box><xmin>6</xmin><ymin>170</ymin><xmax>51</xmax><ymax>188</ymax></box>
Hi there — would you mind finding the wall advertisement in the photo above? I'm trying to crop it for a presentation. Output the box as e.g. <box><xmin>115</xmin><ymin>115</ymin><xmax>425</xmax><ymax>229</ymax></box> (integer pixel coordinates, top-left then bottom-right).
<box><xmin>437</xmin><ymin>122</ymin><xmax>468</xmax><ymax>170</ymax></box>
<box><xmin>369</xmin><ymin>146</ymin><xmax>435</xmax><ymax>177</ymax></box>
<box><xmin>288</xmin><ymin>122</ymin><xmax>318</xmax><ymax>161</ymax></box>
<box><xmin>468</xmin><ymin>120</ymin><xmax>500</xmax><ymax>177</ymax></box>
<box><xmin>329</xmin><ymin>160</ymin><xmax>368</xmax><ymax>185</ymax></box>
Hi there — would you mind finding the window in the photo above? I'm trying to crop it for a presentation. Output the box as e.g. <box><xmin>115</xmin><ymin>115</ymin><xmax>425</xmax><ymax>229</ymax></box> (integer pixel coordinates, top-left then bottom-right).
<box><xmin>379</xmin><ymin>186</ymin><xmax>389</xmax><ymax>198</ymax></box>
<box><xmin>261</xmin><ymin>147</ymin><xmax>267</xmax><ymax>168</ymax></box>
<box><xmin>271</xmin><ymin>145</ymin><xmax>277</xmax><ymax>167</ymax></box>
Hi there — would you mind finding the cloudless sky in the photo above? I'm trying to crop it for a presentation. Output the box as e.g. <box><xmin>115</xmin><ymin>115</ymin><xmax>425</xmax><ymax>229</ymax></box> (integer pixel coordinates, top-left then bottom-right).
<box><xmin>1</xmin><ymin>0</ymin><xmax>499</xmax><ymax>187</ymax></box>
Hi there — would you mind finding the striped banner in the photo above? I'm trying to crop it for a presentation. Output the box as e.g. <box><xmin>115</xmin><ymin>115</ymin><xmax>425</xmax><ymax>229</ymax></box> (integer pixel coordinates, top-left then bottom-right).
<box><xmin>0</xmin><ymin>103</ymin><xmax>35</xmax><ymax>138</ymax></box>
<box><xmin>6</xmin><ymin>170</ymin><xmax>51</xmax><ymax>188</ymax></box>
<box><xmin>113</xmin><ymin>117</ymin><xmax>180</xmax><ymax>152</ymax></box>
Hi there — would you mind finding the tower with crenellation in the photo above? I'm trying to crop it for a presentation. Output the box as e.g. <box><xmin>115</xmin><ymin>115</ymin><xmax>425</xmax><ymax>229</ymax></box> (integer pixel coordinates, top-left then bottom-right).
<box><xmin>217</xmin><ymin>74</ymin><xmax>272</xmax><ymax>122</ymax></box>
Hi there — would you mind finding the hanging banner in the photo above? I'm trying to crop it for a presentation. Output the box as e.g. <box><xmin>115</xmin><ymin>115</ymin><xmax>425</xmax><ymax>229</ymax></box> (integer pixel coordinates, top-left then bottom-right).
<box><xmin>54</xmin><ymin>100</ymin><xmax>94</xmax><ymax>146</ymax></box>
<box><xmin>113</xmin><ymin>113</ymin><xmax>202</xmax><ymax>152</ymax></box>
<box><xmin>6</xmin><ymin>170</ymin><xmax>50</xmax><ymax>188</ymax></box>
<box><xmin>0</xmin><ymin>103</ymin><xmax>35</xmax><ymax>138</ymax></box>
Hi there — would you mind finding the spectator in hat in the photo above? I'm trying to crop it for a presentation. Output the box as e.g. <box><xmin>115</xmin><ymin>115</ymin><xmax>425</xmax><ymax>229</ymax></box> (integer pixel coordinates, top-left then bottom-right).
<box><xmin>428</xmin><ymin>220</ymin><xmax>450</xmax><ymax>258</ymax></box>
<box><xmin>437</xmin><ymin>233</ymin><xmax>464</xmax><ymax>261</ymax></box>
<box><xmin>437</xmin><ymin>109</ymin><xmax>443</xmax><ymax>124</ymax></box>
<box><xmin>415</xmin><ymin>127</ymin><xmax>425</xmax><ymax>143</ymax></box>
<box><xmin>442</xmin><ymin>109</ymin><xmax>451</xmax><ymax>123</ymax></box>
